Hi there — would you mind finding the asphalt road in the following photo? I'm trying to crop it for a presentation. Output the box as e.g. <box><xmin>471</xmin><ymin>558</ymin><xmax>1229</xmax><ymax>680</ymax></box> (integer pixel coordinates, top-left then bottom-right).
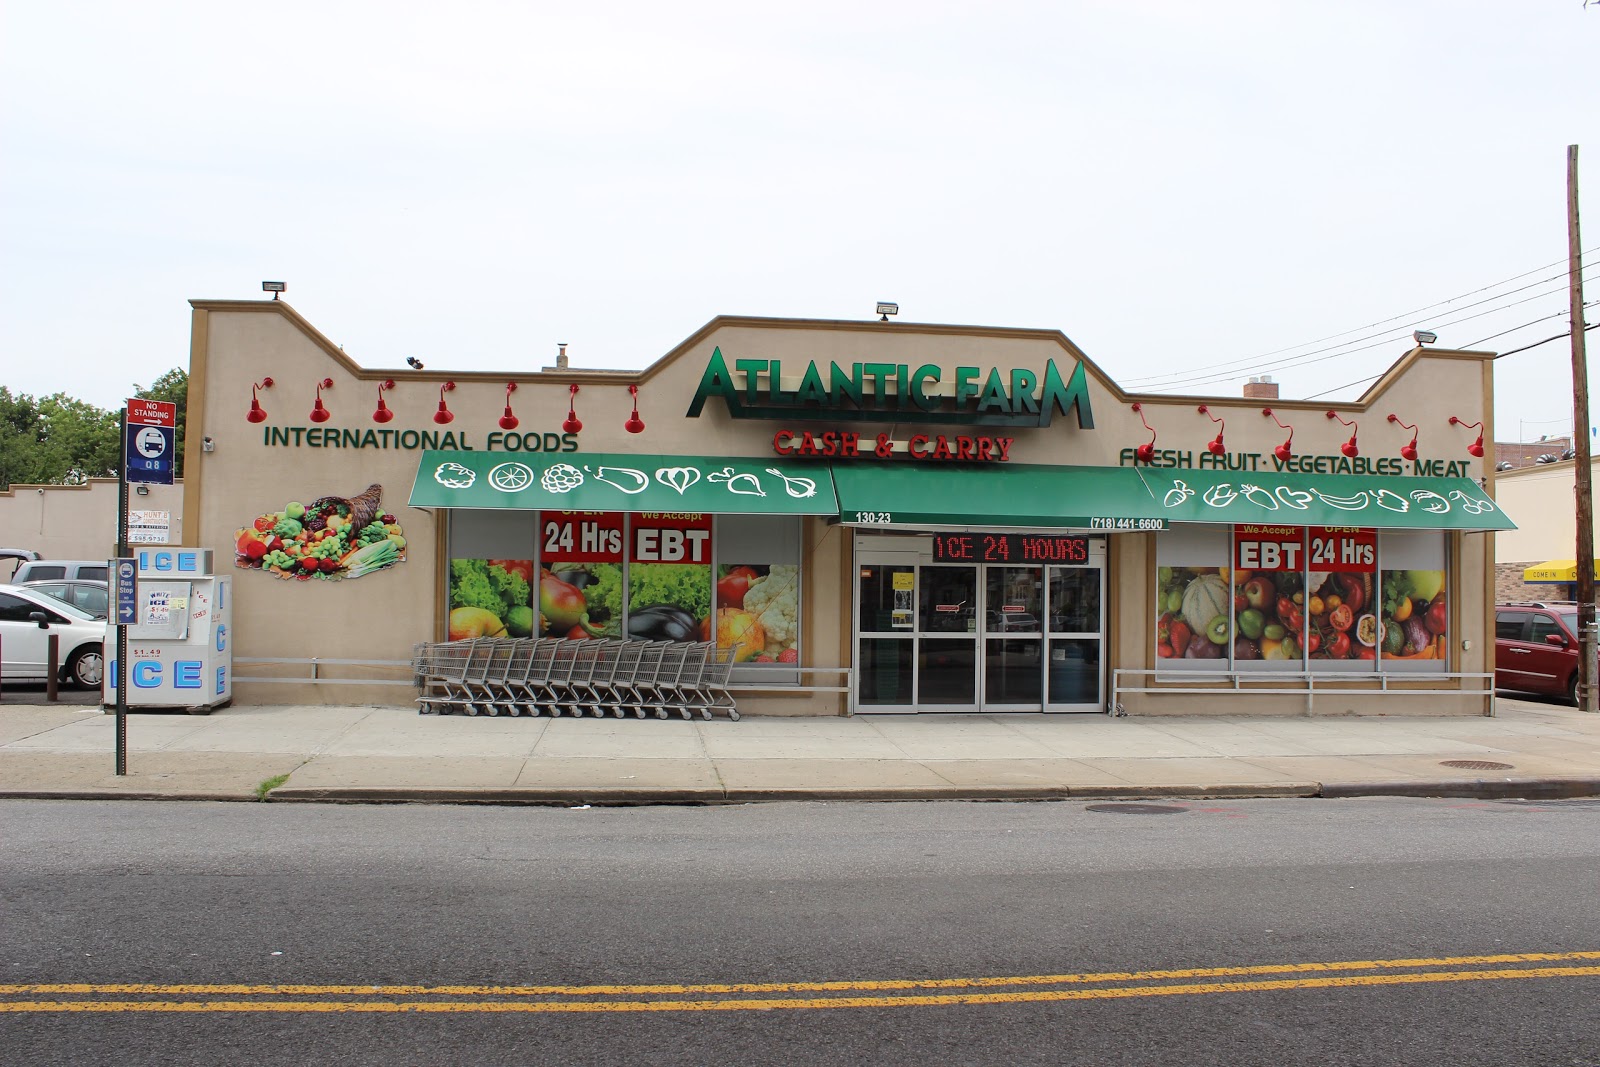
<box><xmin>3</xmin><ymin>797</ymin><xmax>1599</xmax><ymax>1066</ymax></box>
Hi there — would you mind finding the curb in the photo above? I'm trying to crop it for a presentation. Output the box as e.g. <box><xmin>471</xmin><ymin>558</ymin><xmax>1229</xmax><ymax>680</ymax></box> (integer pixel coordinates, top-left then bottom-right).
<box><xmin>1318</xmin><ymin>776</ymin><xmax>1600</xmax><ymax>800</ymax></box>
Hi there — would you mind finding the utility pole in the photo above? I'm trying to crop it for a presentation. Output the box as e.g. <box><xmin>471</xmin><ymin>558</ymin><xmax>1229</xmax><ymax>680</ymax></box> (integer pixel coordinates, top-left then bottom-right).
<box><xmin>1568</xmin><ymin>144</ymin><xmax>1596</xmax><ymax>712</ymax></box>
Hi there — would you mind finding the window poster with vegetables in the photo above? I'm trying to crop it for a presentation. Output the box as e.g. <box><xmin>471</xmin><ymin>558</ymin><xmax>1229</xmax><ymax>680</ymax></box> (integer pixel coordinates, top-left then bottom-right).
<box><xmin>235</xmin><ymin>484</ymin><xmax>407</xmax><ymax>582</ymax></box>
<box><xmin>1379</xmin><ymin>565</ymin><xmax>1447</xmax><ymax>665</ymax></box>
<box><xmin>1231</xmin><ymin>525</ymin><xmax>1305</xmax><ymax>665</ymax></box>
<box><xmin>449</xmin><ymin>558</ymin><xmax>534</xmax><ymax>639</ymax></box>
<box><xmin>628</xmin><ymin>514</ymin><xmax>712</xmax><ymax>643</ymax></box>
<box><xmin>716</xmin><ymin>564</ymin><xmax>799</xmax><ymax>663</ymax></box>
<box><xmin>540</xmin><ymin>512</ymin><xmax>623</xmax><ymax>639</ymax></box>
<box><xmin>1305</xmin><ymin>527</ymin><xmax>1376</xmax><ymax>666</ymax></box>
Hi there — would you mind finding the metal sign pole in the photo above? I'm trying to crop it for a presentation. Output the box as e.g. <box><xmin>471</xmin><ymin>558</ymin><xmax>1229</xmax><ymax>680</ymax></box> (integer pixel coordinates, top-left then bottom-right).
<box><xmin>115</xmin><ymin>409</ymin><xmax>129</xmax><ymax>775</ymax></box>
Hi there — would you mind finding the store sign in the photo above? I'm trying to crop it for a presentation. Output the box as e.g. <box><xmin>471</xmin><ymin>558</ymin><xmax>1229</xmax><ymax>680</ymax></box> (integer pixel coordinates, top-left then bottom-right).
<box><xmin>630</xmin><ymin>513</ymin><xmax>712</xmax><ymax>564</ymax></box>
<box><xmin>1121</xmin><ymin>446</ymin><xmax>1471</xmax><ymax>480</ymax></box>
<box><xmin>772</xmin><ymin>429</ymin><xmax>1014</xmax><ymax>462</ymax></box>
<box><xmin>933</xmin><ymin>533</ymin><xmax>1089</xmax><ymax>564</ymax></box>
<box><xmin>1234</xmin><ymin>525</ymin><xmax>1304</xmax><ymax>571</ymax></box>
<box><xmin>261</xmin><ymin>426</ymin><xmax>580</xmax><ymax>453</ymax></box>
<box><xmin>542</xmin><ymin>512</ymin><xmax>624</xmax><ymax>562</ymax></box>
<box><xmin>687</xmin><ymin>347</ymin><xmax>1095</xmax><ymax>428</ymax></box>
<box><xmin>1309</xmin><ymin>526</ymin><xmax>1376</xmax><ymax>572</ymax></box>
<box><xmin>129</xmin><ymin>510</ymin><xmax>172</xmax><ymax>545</ymax></box>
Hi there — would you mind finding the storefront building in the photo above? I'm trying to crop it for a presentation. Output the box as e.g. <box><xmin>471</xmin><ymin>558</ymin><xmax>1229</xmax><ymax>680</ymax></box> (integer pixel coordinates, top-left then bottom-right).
<box><xmin>184</xmin><ymin>300</ymin><xmax>1512</xmax><ymax>715</ymax></box>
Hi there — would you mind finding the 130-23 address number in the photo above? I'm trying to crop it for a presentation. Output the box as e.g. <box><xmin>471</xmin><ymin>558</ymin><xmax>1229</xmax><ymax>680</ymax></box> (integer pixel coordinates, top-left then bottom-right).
<box><xmin>853</xmin><ymin>512</ymin><xmax>895</xmax><ymax>524</ymax></box>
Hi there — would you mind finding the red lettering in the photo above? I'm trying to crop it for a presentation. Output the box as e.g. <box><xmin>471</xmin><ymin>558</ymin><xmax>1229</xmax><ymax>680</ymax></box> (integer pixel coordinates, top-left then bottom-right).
<box><xmin>909</xmin><ymin>434</ymin><xmax>929</xmax><ymax>458</ymax></box>
<box><xmin>976</xmin><ymin>438</ymin><xmax>993</xmax><ymax>461</ymax></box>
<box><xmin>773</xmin><ymin>430</ymin><xmax>795</xmax><ymax>455</ymax></box>
<box><xmin>839</xmin><ymin>432</ymin><xmax>860</xmax><ymax>457</ymax></box>
<box><xmin>819</xmin><ymin>431</ymin><xmax>837</xmax><ymax>456</ymax></box>
<box><xmin>956</xmin><ymin>435</ymin><xmax>974</xmax><ymax>460</ymax></box>
<box><xmin>996</xmin><ymin>437</ymin><xmax>1013</xmax><ymax>462</ymax></box>
<box><xmin>932</xmin><ymin>436</ymin><xmax>953</xmax><ymax>460</ymax></box>
<box><xmin>798</xmin><ymin>431</ymin><xmax>821</xmax><ymax>456</ymax></box>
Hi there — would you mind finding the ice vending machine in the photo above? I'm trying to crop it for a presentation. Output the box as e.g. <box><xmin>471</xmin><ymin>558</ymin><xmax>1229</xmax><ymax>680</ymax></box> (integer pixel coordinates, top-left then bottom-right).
<box><xmin>104</xmin><ymin>548</ymin><xmax>233</xmax><ymax>712</ymax></box>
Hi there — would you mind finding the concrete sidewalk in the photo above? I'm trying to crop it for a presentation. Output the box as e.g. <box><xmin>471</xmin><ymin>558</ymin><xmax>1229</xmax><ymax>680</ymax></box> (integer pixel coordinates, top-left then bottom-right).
<box><xmin>2</xmin><ymin>698</ymin><xmax>1599</xmax><ymax>805</ymax></box>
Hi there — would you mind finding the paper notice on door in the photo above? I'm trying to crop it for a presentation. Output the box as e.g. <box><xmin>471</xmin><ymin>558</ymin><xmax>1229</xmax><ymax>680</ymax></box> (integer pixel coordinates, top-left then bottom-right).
<box><xmin>130</xmin><ymin>581</ymin><xmax>192</xmax><ymax>641</ymax></box>
<box><xmin>892</xmin><ymin>572</ymin><xmax>914</xmax><ymax>591</ymax></box>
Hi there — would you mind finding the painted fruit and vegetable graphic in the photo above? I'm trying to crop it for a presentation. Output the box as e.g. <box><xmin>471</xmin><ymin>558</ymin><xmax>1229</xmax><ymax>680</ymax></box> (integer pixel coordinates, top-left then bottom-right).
<box><xmin>1156</xmin><ymin>563</ymin><xmax>1447</xmax><ymax>663</ymax></box>
<box><xmin>235</xmin><ymin>484</ymin><xmax>406</xmax><ymax>581</ymax></box>
<box><xmin>449</xmin><ymin>558</ymin><xmax>535</xmax><ymax>640</ymax></box>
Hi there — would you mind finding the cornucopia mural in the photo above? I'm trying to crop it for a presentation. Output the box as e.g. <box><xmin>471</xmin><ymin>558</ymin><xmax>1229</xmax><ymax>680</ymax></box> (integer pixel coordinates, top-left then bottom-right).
<box><xmin>235</xmin><ymin>484</ymin><xmax>407</xmax><ymax>581</ymax></box>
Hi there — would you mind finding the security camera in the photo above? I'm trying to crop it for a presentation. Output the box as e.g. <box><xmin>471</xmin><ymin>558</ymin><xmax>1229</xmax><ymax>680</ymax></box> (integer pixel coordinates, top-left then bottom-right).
<box><xmin>202</xmin><ymin>436</ymin><xmax>216</xmax><ymax>453</ymax></box>
<box><xmin>406</xmin><ymin>356</ymin><xmax>425</xmax><ymax>370</ymax></box>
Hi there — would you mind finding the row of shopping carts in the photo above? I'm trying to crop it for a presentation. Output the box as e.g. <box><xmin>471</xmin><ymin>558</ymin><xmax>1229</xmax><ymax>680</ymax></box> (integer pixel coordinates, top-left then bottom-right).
<box><xmin>411</xmin><ymin>638</ymin><xmax>742</xmax><ymax>720</ymax></box>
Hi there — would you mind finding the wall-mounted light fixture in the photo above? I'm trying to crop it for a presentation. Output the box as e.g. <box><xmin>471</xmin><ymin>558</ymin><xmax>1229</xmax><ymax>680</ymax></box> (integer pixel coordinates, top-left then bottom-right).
<box><xmin>1326</xmin><ymin>410</ymin><xmax>1359</xmax><ymax>458</ymax></box>
<box><xmin>262</xmin><ymin>281</ymin><xmax>286</xmax><ymax>300</ymax></box>
<box><xmin>1197</xmin><ymin>404</ymin><xmax>1226</xmax><ymax>455</ymax></box>
<box><xmin>1388</xmin><ymin>414</ymin><xmax>1419</xmax><ymax>462</ymax></box>
<box><xmin>246</xmin><ymin>377</ymin><xmax>273</xmax><ymax>424</ymax></box>
<box><xmin>1449</xmin><ymin>416</ymin><xmax>1486</xmax><ymax>457</ymax></box>
<box><xmin>135</xmin><ymin>484</ymin><xmax>151</xmax><ymax>496</ymax></box>
<box><xmin>1131</xmin><ymin>402</ymin><xmax>1158</xmax><ymax>463</ymax></box>
<box><xmin>406</xmin><ymin>356</ymin><xmax>425</xmax><ymax>370</ymax></box>
<box><xmin>625</xmin><ymin>384</ymin><xmax>645</xmax><ymax>434</ymax></box>
<box><xmin>876</xmin><ymin>301</ymin><xmax>899</xmax><ymax>322</ymax></box>
<box><xmin>1413</xmin><ymin>330</ymin><xmax>1437</xmax><ymax>346</ymax></box>
<box><xmin>563</xmin><ymin>383</ymin><xmax>583</xmax><ymax>434</ymax></box>
<box><xmin>1263</xmin><ymin>408</ymin><xmax>1294</xmax><ymax>461</ymax></box>
<box><xmin>433</xmin><ymin>381</ymin><xmax>456</xmax><ymax>425</ymax></box>
<box><xmin>499</xmin><ymin>383</ymin><xmax>520</xmax><ymax>430</ymax></box>
<box><xmin>372</xmin><ymin>379</ymin><xmax>396</xmax><ymax>424</ymax></box>
<box><xmin>309</xmin><ymin>378</ymin><xmax>333</xmax><ymax>423</ymax></box>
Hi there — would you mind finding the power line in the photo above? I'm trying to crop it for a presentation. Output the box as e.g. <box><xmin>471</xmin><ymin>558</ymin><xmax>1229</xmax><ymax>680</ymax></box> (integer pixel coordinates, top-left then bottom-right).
<box><xmin>1463</xmin><ymin>298</ymin><xmax>1600</xmax><ymax>348</ymax></box>
<box><xmin>1141</xmin><ymin>278</ymin><xmax>1597</xmax><ymax>394</ymax></box>
<box><xmin>1121</xmin><ymin>248</ymin><xmax>1599</xmax><ymax>386</ymax></box>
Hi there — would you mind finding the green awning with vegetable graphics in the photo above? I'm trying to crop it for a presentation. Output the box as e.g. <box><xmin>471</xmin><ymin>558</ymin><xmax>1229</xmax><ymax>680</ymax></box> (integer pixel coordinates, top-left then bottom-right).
<box><xmin>407</xmin><ymin>451</ymin><xmax>838</xmax><ymax>514</ymax></box>
<box><xmin>1133</xmin><ymin>468</ymin><xmax>1515</xmax><ymax>531</ymax></box>
<box><xmin>832</xmin><ymin>463</ymin><xmax>1167</xmax><ymax>528</ymax></box>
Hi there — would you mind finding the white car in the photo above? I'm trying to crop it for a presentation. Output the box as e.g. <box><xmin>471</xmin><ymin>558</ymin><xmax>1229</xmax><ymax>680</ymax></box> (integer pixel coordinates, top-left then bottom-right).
<box><xmin>0</xmin><ymin>583</ymin><xmax>106</xmax><ymax>688</ymax></box>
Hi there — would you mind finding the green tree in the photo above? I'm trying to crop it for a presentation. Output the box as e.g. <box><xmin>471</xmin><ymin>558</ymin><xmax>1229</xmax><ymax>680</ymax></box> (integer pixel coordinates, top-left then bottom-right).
<box><xmin>0</xmin><ymin>368</ymin><xmax>187</xmax><ymax>490</ymax></box>
<box><xmin>134</xmin><ymin>368</ymin><xmax>188</xmax><ymax>479</ymax></box>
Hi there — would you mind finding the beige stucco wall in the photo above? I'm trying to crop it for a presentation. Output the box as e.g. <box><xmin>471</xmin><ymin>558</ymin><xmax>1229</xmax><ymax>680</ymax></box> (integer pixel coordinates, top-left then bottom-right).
<box><xmin>0</xmin><ymin>478</ymin><xmax>184</xmax><ymax>580</ymax></box>
<box><xmin>1494</xmin><ymin>459</ymin><xmax>1593</xmax><ymax>562</ymax></box>
<box><xmin>185</xmin><ymin>301</ymin><xmax>1498</xmax><ymax>714</ymax></box>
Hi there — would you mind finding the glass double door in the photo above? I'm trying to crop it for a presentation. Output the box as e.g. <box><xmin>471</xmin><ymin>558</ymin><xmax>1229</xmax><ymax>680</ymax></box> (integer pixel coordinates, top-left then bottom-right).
<box><xmin>856</xmin><ymin>542</ymin><xmax>1105</xmax><ymax>713</ymax></box>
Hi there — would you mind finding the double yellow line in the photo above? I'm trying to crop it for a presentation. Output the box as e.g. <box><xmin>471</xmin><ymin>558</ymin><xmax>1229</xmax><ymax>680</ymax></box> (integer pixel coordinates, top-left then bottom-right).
<box><xmin>4</xmin><ymin>951</ymin><xmax>1597</xmax><ymax>1014</ymax></box>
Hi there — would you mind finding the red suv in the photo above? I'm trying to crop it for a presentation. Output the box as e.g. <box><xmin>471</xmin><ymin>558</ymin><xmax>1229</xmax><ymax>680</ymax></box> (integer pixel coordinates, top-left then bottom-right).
<box><xmin>1494</xmin><ymin>602</ymin><xmax>1592</xmax><ymax>703</ymax></box>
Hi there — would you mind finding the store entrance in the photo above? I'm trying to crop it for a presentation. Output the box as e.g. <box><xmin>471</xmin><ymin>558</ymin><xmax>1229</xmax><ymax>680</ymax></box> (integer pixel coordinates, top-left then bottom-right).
<box><xmin>854</xmin><ymin>535</ymin><xmax>1105</xmax><ymax>713</ymax></box>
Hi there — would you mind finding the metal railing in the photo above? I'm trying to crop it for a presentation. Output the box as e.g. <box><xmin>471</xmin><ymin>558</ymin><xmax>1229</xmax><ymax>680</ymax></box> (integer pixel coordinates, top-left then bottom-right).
<box><xmin>1111</xmin><ymin>668</ymin><xmax>1498</xmax><ymax>716</ymax></box>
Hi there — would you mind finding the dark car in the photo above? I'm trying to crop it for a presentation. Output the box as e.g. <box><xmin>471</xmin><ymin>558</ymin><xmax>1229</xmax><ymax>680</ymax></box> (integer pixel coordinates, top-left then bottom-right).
<box><xmin>25</xmin><ymin>579</ymin><xmax>110</xmax><ymax>620</ymax></box>
<box><xmin>1494</xmin><ymin>601</ymin><xmax>1593</xmax><ymax>704</ymax></box>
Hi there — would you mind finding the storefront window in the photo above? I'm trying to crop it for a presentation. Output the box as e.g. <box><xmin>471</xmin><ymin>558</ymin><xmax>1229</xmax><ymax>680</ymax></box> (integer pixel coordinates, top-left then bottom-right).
<box><xmin>1156</xmin><ymin>526</ymin><xmax>1230</xmax><ymax>671</ymax></box>
<box><xmin>1232</xmin><ymin>525</ymin><xmax>1305</xmax><ymax>671</ymax></box>
<box><xmin>539</xmin><ymin>512</ymin><xmax>623</xmax><ymax>638</ymax></box>
<box><xmin>715</xmin><ymin>515</ymin><xmax>802</xmax><ymax>665</ymax></box>
<box><xmin>1378</xmin><ymin>531</ymin><xmax>1448</xmax><ymax>672</ymax></box>
<box><xmin>447</xmin><ymin>511</ymin><xmax>538</xmax><ymax>640</ymax></box>
<box><xmin>1306</xmin><ymin>527</ymin><xmax>1377</xmax><ymax>671</ymax></box>
<box><xmin>628</xmin><ymin>514</ymin><xmax>713</xmax><ymax>644</ymax></box>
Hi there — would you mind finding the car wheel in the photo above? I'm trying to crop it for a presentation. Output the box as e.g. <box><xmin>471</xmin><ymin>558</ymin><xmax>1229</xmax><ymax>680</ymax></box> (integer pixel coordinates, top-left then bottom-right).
<box><xmin>1568</xmin><ymin>672</ymin><xmax>1580</xmax><ymax>707</ymax></box>
<box><xmin>67</xmin><ymin>645</ymin><xmax>104</xmax><ymax>689</ymax></box>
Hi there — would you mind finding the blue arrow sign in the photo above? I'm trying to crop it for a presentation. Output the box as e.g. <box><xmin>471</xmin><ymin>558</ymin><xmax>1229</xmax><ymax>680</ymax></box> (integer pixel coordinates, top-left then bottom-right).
<box><xmin>114</xmin><ymin>558</ymin><xmax>137</xmax><ymax>625</ymax></box>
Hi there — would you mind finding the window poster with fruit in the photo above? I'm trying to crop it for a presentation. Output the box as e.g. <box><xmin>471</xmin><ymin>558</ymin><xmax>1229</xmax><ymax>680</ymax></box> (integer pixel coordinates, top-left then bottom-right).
<box><xmin>627</xmin><ymin>514</ymin><xmax>712</xmax><ymax>644</ymax></box>
<box><xmin>1378</xmin><ymin>565</ymin><xmax>1447</xmax><ymax>666</ymax></box>
<box><xmin>1155</xmin><ymin>563</ymin><xmax>1232</xmax><ymax>668</ymax></box>
<box><xmin>715</xmin><ymin>565</ymin><xmax>799</xmax><ymax>663</ymax></box>
<box><xmin>1305</xmin><ymin>527</ymin><xmax>1377</xmax><ymax>667</ymax></box>
<box><xmin>1232</xmin><ymin>525</ymin><xmax>1306</xmax><ymax>666</ymax></box>
<box><xmin>236</xmin><ymin>485</ymin><xmax>407</xmax><ymax>582</ymax></box>
<box><xmin>449</xmin><ymin>559</ymin><xmax>535</xmax><ymax>640</ymax></box>
<box><xmin>540</xmin><ymin>512</ymin><xmax>623</xmax><ymax>639</ymax></box>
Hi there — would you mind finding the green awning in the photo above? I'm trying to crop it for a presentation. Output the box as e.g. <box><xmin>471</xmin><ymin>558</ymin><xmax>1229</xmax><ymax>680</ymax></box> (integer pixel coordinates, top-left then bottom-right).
<box><xmin>832</xmin><ymin>463</ymin><xmax>1166</xmax><ymax>528</ymax></box>
<box><xmin>1133</xmin><ymin>468</ymin><xmax>1515</xmax><ymax>531</ymax></box>
<box><xmin>408</xmin><ymin>451</ymin><xmax>838</xmax><ymax>514</ymax></box>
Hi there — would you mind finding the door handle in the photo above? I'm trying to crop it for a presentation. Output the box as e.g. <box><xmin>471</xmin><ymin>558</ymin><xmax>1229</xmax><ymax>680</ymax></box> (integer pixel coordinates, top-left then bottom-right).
<box><xmin>1508</xmin><ymin>648</ymin><xmax>1531</xmax><ymax>654</ymax></box>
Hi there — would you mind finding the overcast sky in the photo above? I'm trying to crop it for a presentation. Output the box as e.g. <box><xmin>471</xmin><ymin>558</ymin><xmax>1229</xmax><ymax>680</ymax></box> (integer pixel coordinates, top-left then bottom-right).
<box><xmin>1</xmin><ymin>1</ymin><xmax>1594</xmax><ymax>445</ymax></box>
